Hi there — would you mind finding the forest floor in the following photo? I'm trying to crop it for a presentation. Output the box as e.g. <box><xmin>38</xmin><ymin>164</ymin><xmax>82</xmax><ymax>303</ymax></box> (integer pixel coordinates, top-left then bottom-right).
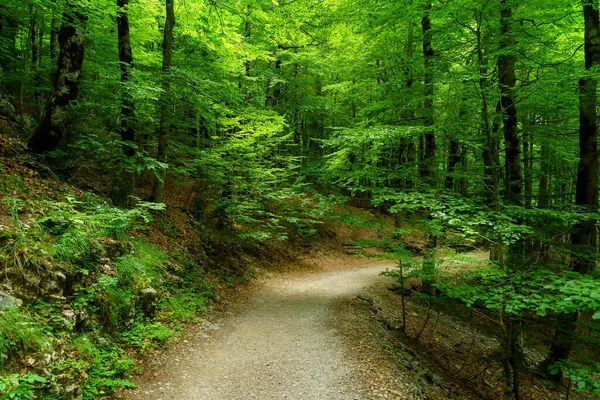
<box><xmin>112</xmin><ymin>248</ymin><xmax>587</xmax><ymax>400</ymax></box>
<box><xmin>112</xmin><ymin>256</ymin><xmax>435</xmax><ymax>400</ymax></box>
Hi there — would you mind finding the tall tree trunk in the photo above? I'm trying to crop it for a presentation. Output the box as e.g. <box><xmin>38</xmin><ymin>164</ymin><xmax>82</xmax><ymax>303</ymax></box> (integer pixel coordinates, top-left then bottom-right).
<box><xmin>243</xmin><ymin>5</ymin><xmax>251</xmax><ymax>104</ymax></box>
<box><xmin>547</xmin><ymin>0</ymin><xmax>600</xmax><ymax>380</ymax></box>
<box><xmin>420</xmin><ymin>2</ymin><xmax>435</xmax><ymax>182</ymax></box>
<box><xmin>112</xmin><ymin>0</ymin><xmax>136</xmax><ymax>206</ymax></box>
<box><xmin>398</xmin><ymin>20</ymin><xmax>416</xmax><ymax>189</ymax></box>
<box><xmin>498</xmin><ymin>1</ymin><xmax>522</xmax><ymax>398</ymax></box>
<box><xmin>152</xmin><ymin>0</ymin><xmax>174</xmax><ymax>203</ymax></box>
<box><xmin>420</xmin><ymin>1</ymin><xmax>436</xmax><ymax>296</ymax></box>
<box><xmin>28</xmin><ymin>0</ymin><xmax>87</xmax><ymax>154</ymax></box>
<box><xmin>499</xmin><ymin>5</ymin><xmax>520</xmax><ymax>207</ymax></box>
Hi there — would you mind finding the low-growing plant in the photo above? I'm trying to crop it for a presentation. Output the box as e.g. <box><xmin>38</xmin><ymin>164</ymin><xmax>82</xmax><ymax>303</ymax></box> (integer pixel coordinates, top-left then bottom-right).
<box><xmin>0</xmin><ymin>308</ymin><xmax>50</xmax><ymax>371</ymax></box>
<box><xmin>68</xmin><ymin>333</ymin><xmax>136</xmax><ymax>399</ymax></box>
<box><xmin>121</xmin><ymin>321</ymin><xmax>173</xmax><ymax>354</ymax></box>
<box><xmin>0</xmin><ymin>373</ymin><xmax>47</xmax><ymax>400</ymax></box>
<box><xmin>550</xmin><ymin>360</ymin><xmax>600</xmax><ymax>396</ymax></box>
<box><xmin>159</xmin><ymin>290</ymin><xmax>208</xmax><ymax>323</ymax></box>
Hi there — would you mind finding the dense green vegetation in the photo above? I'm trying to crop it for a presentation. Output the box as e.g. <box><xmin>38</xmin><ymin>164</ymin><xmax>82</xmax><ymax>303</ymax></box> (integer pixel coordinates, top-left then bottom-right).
<box><xmin>1</xmin><ymin>0</ymin><xmax>600</xmax><ymax>398</ymax></box>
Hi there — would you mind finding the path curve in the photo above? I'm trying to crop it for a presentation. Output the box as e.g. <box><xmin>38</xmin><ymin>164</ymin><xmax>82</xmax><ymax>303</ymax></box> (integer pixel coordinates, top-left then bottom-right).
<box><xmin>118</xmin><ymin>261</ymin><xmax>395</xmax><ymax>400</ymax></box>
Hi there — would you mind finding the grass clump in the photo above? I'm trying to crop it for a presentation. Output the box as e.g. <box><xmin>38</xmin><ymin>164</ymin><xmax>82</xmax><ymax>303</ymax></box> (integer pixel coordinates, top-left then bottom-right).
<box><xmin>120</xmin><ymin>321</ymin><xmax>173</xmax><ymax>355</ymax></box>
<box><xmin>114</xmin><ymin>239</ymin><xmax>166</xmax><ymax>288</ymax></box>
<box><xmin>0</xmin><ymin>308</ymin><xmax>50</xmax><ymax>371</ymax></box>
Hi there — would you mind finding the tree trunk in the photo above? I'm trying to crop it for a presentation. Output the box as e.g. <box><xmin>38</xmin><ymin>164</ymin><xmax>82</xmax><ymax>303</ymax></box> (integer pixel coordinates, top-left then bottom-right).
<box><xmin>420</xmin><ymin>2</ymin><xmax>436</xmax><ymax>296</ymax></box>
<box><xmin>265</xmin><ymin>57</ymin><xmax>281</xmax><ymax>107</ymax></box>
<box><xmin>499</xmin><ymin>4</ymin><xmax>521</xmax><ymax>207</ymax></box>
<box><xmin>547</xmin><ymin>0</ymin><xmax>600</xmax><ymax>380</ymax></box>
<box><xmin>243</xmin><ymin>5</ymin><xmax>251</xmax><ymax>104</ymax></box>
<box><xmin>112</xmin><ymin>0</ymin><xmax>136</xmax><ymax>206</ymax></box>
<box><xmin>523</xmin><ymin>123</ymin><xmax>534</xmax><ymax>209</ymax></box>
<box><xmin>28</xmin><ymin>0</ymin><xmax>87</xmax><ymax>154</ymax></box>
<box><xmin>444</xmin><ymin>139</ymin><xmax>462</xmax><ymax>190</ymax></box>
<box><xmin>498</xmin><ymin>1</ymin><xmax>523</xmax><ymax>398</ymax></box>
<box><xmin>420</xmin><ymin>2</ymin><xmax>435</xmax><ymax>182</ymax></box>
<box><xmin>152</xmin><ymin>0</ymin><xmax>175</xmax><ymax>203</ymax></box>
<box><xmin>537</xmin><ymin>143</ymin><xmax>550</xmax><ymax>208</ymax></box>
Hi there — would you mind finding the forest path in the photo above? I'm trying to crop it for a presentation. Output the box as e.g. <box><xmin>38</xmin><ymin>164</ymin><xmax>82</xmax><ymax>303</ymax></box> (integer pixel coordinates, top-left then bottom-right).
<box><xmin>116</xmin><ymin>260</ymin><xmax>397</xmax><ymax>400</ymax></box>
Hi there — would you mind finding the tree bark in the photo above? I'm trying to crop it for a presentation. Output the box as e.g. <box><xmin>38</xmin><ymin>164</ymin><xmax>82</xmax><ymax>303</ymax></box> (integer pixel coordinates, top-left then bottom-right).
<box><xmin>152</xmin><ymin>0</ymin><xmax>175</xmax><ymax>203</ymax></box>
<box><xmin>523</xmin><ymin>122</ymin><xmax>534</xmax><ymax>209</ymax></box>
<box><xmin>547</xmin><ymin>0</ymin><xmax>600</xmax><ymax>380</ymax></box>
<box><xmin>112</xmin><ymin>0</ymin><xmax>136</xmax><ymax>206</ymax></box>
<box><xmin>498</xmin><ymin>1</ymin><xmax>522</xmax><ymax>398</ymax></box>
<box><xmin>444</xmin><ymin>139</ymin><xmax>462</xmax><ymax>190</ymax></box>
<box><xmin>420</xmin><ymin>2</ymin><xmax>435</xmax><ymax>182</ymax></box>
<box><xmin>499</xmin><ymin>2</ymin><xmax>521</xmax><ymax>207</ymax></box>
<box><xmin>28</xmin><ymin>0</ymin><xmax>88</xmax><ymax>154</ymax></box>
<box><xmin>420</xmin><ymin>1</ymin><xmax>436</xmax><ymax>296</ymax></box>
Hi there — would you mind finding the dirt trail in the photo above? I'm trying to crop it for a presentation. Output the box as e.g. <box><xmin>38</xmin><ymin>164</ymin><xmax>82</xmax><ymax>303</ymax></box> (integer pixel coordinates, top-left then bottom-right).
<box><xmin>117</xmin><ymin>261</ymin><xmax>396</xmax><ymax>400</ymax></box>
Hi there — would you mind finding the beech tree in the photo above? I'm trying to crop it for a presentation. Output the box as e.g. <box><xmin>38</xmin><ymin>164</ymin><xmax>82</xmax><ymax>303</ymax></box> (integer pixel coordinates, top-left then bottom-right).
<box><xmin>28</xmin><ymin>0</ymin><xmax>88</xmax><ymax>153</ymax></box>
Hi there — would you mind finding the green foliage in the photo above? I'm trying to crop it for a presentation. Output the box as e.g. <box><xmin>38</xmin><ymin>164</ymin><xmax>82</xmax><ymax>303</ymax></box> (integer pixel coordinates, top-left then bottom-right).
<box><xmin>550</xmin><ymin>361</ymin><xmax>600</xmax><ymax>395</ymax></box>
<box><xmin>0</xmin><ymin>309</ymin><xmax>50</xmax><ymax>371</ymax></box>
<box><xmin>68</xmin><ymin>334</ymin><xmax>136</xmax><ymax>399</ymax></box>
<box><xmin>438</xmin><ymin>266</ymin><xmax>600</xmax><ymax>317</ymax></box>
<box><xmin>0</xmin><ymin>373</ymin><xmax>47</xmax><ymax>400</ymax></box>
<box><xmin>158</xmin><ymin>290</ymin><xmax>208</xmax><ymax>324</ymax></box>
<box><xmin>121</xmin><ymin>322</ymin><xmax>173</xmax><ymax>355</ymax></box>
<box><xmin>115</xmin><ymin>240</ymin><xmax>166</xmax><ymax>288</ymax></box>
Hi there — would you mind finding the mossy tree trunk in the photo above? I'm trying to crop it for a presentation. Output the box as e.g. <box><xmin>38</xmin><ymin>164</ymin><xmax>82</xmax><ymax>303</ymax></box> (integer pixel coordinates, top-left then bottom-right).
<box><xmin>28</xmin><ymin>0</ymin><xmax>88</xmax><ymax>154</ymax></box>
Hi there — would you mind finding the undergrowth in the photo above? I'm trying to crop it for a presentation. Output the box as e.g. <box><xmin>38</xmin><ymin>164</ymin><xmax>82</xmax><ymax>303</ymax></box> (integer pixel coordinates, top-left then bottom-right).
<box><xmin>0</xmin><ymin>187</ymin><xmax>219</xmax><ymax>399</ymax></box>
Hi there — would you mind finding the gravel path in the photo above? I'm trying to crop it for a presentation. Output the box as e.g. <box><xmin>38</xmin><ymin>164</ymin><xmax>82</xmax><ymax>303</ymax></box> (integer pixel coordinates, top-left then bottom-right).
<box><xmin>116</xmin><ymin>261</ymin><xmax>395</xmax><ymax>400</ymax></box>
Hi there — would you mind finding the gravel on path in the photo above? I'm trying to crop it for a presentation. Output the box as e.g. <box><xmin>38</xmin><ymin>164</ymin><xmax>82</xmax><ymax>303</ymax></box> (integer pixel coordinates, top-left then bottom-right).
<box><xmin>115</xmin><ymin>261</ymin><xmax>397</xmax><ymax>400</ymax></box>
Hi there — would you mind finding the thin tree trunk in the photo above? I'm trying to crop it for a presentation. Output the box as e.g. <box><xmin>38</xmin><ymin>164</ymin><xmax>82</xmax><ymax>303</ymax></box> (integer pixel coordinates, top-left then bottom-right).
<box><xmin>537</xmin><ymin>143</ymin><xmax>550</xmax><ymax>208</ymax></box>
<box><xmin>444</xmin><ymin>139</ymin><xmax>461</xmax><ymax>190</ymax></box>
<box><xmin>152</xmin><ymin>0</ymin><xmax>175</xmax><ymax>203</ymax></box>
<box><xmin>243</xmin><ymin>5</ymin><xmax>251</xmax><ymax>104</ymax></box>
<box><xmin>112</xmin><ymin>0</ymin><xmax>136</xmax><ymax>206</ymax></box>
<box><xmin>420</xmin><ymin>2</ymin><xmax>435</xmax><ymax>182</ymax></box>
<box><xmin>523</xmin><ymin>130</ymin><xmax>533</xmax><ymax>209</ymax></box>
<box><xmin>28</xmin><ymin>0</ymin><xmax>87</xmax><ymax>154</ymax></box>
<box><xmin>547</xmin><ymin>0</ymin><xmax>600</xmax><ymax>380</ymax></box>
<box><xmin>418</xmin><ymin>3</ymin><xmax>437</xmax><ymax>296</ymax></box>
